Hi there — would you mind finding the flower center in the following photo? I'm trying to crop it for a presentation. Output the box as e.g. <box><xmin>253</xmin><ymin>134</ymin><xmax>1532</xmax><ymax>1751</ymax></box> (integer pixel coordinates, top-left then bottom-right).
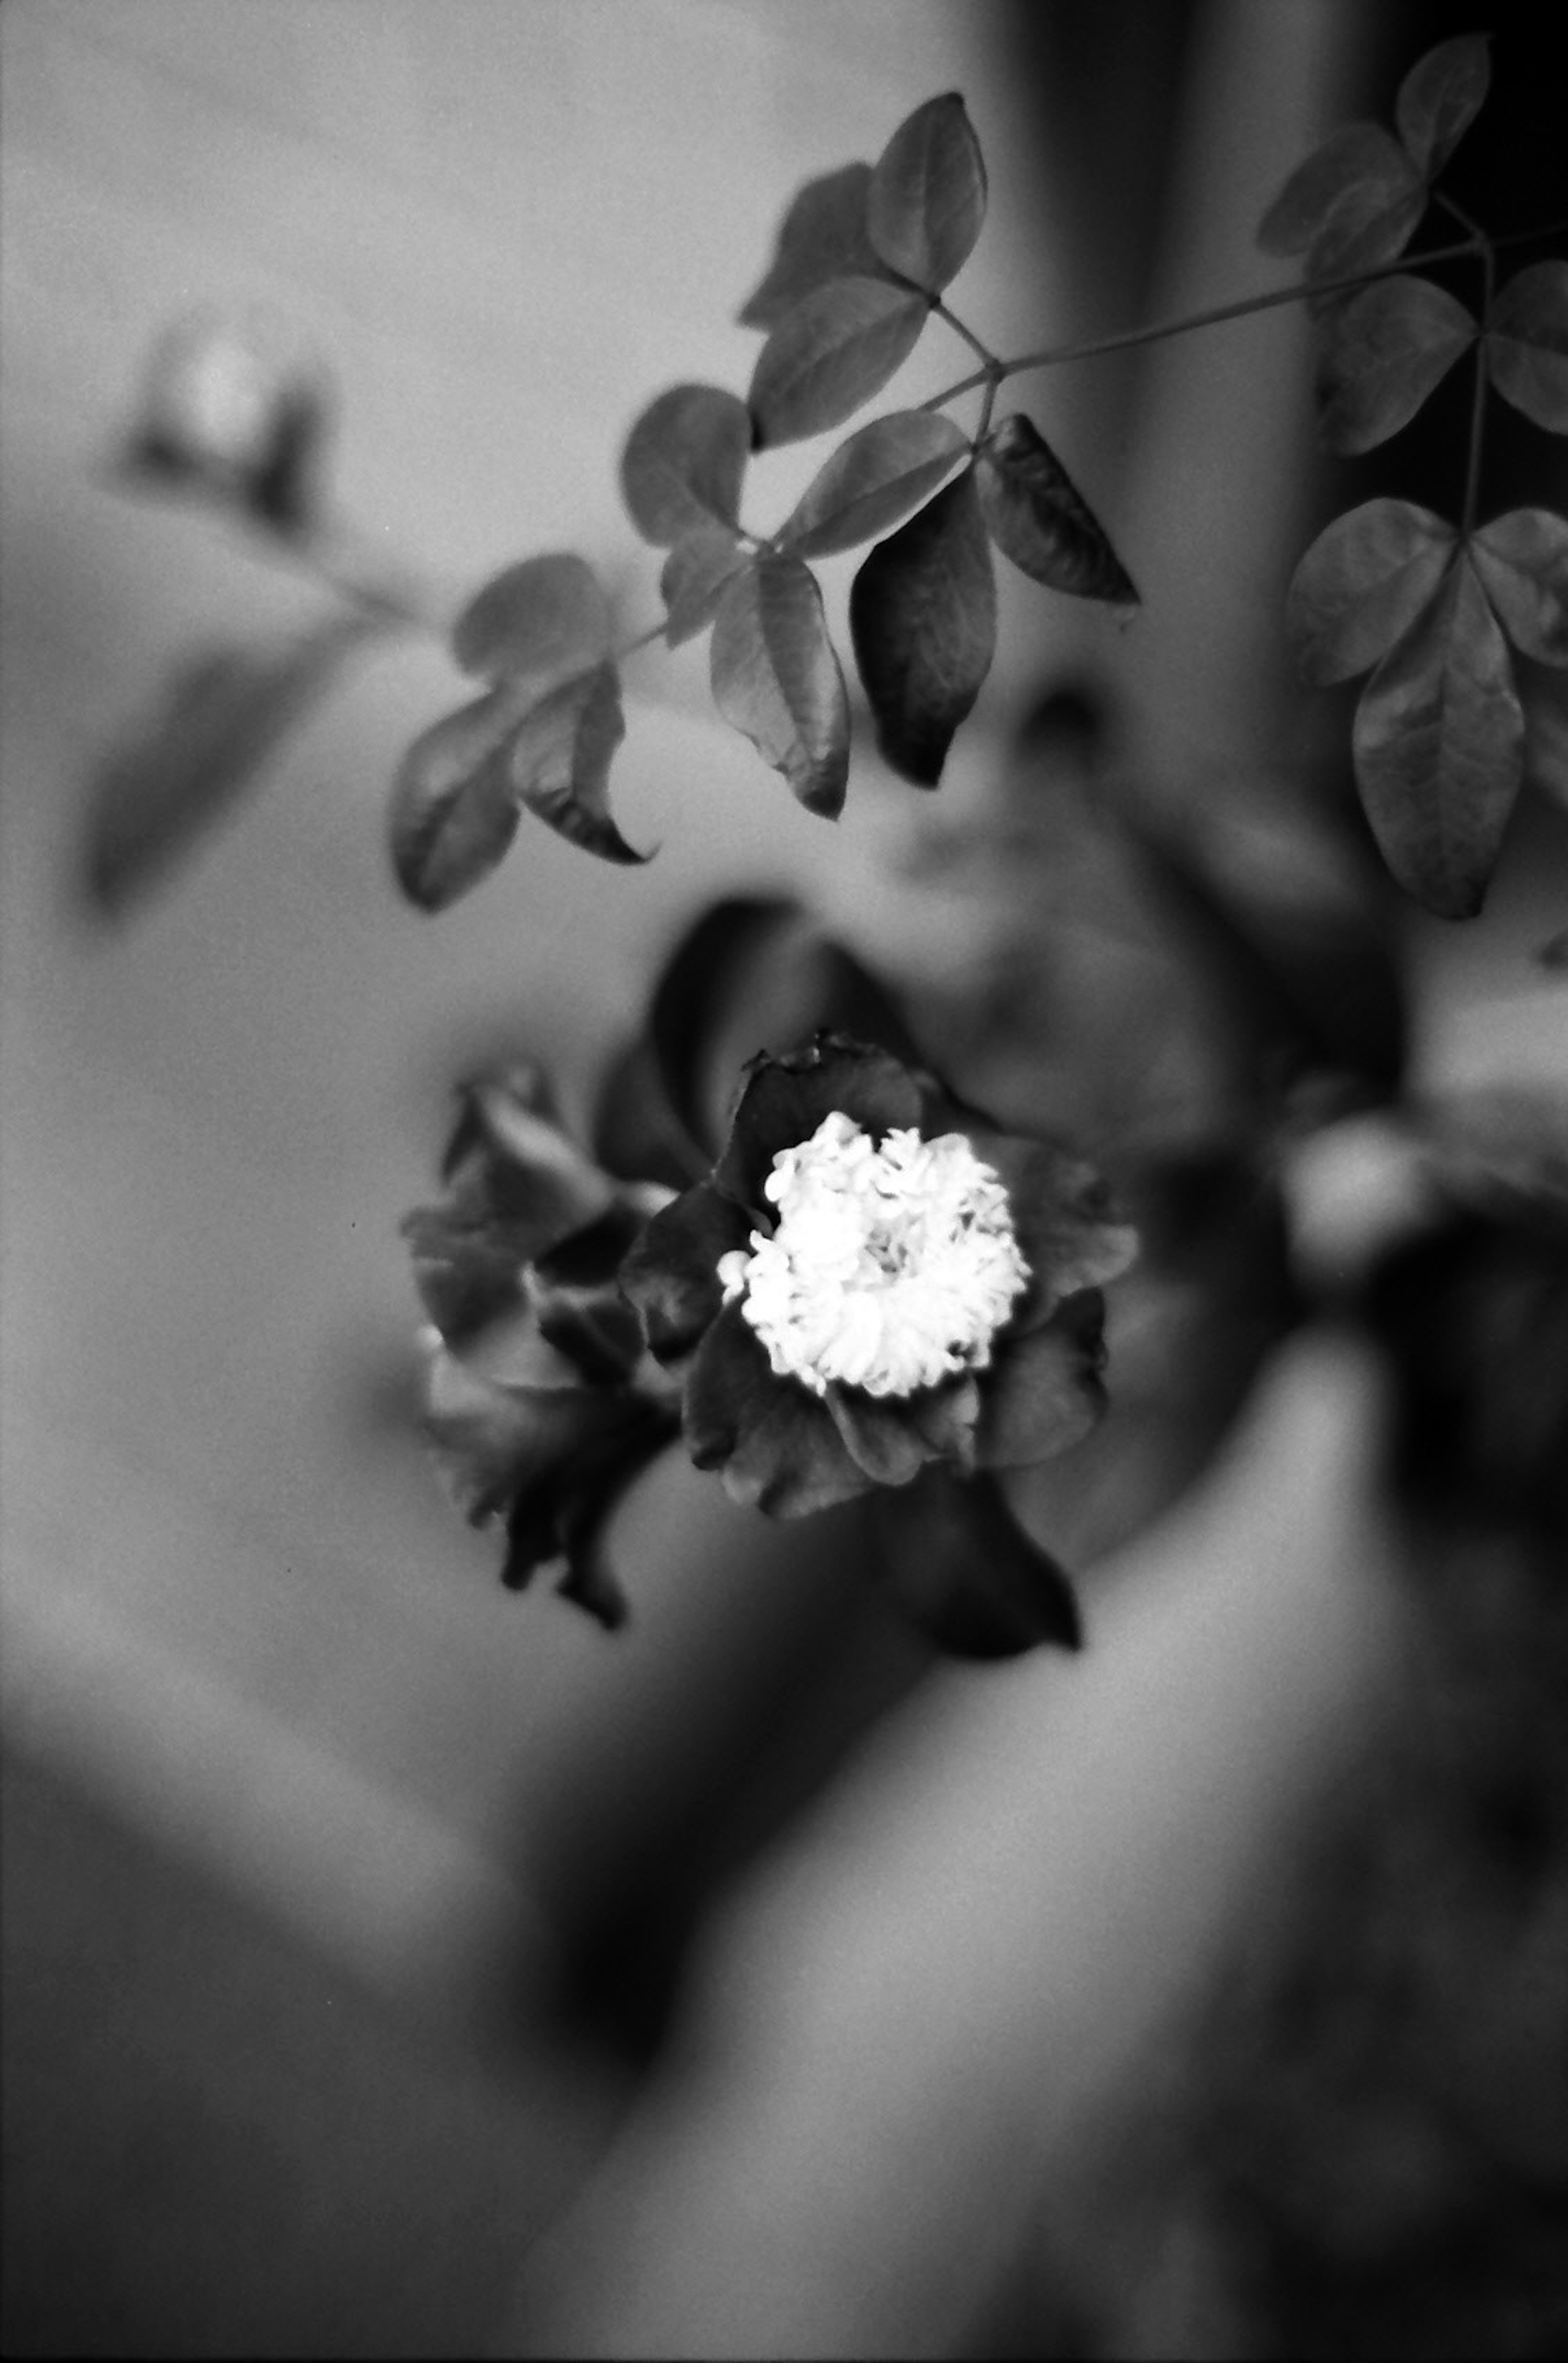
<box><xmin>716</xmin><ymin>1110</ymin><xmax>1029</xmax><ymax>1398</ymax></box>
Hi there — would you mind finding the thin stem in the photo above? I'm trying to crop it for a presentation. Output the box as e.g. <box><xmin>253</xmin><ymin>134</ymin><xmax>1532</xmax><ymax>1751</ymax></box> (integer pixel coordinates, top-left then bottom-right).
<box><xmin>932</xmin><ymin>297</ymin><xmax>996</xmax><ymax>371</ymax></box>
<box><xmin>287</xmin><ymin>515</ymin><xmax>444</xmax><ymax>631</ymax></box>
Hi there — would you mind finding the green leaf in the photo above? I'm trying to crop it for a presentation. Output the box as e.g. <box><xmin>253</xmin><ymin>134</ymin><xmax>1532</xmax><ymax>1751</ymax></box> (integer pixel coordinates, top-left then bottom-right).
<box><xmin>849</xmin><ymin>465</ymin><xmax>996</xmax><ymax>786</ymax></box>
<box><xmin>1522</xmin><ymin>670</ymin><xmax>1568</xmax><ymax>808</ymax></box>
<box><xmin>81</xmin><ymin>618</ymin><xmax>367</xmax><ymax>916</ymax></box>
<box><xmin>1286</xmin><ymin>499</ymin><xmax>1457</xmax><ymax>684</ymax></box>
<box><xmin>389</xmin><ymin>685</ymin><xmax>525</xmax><ymax>911</ymax></box>
<box><xmin>450</xmin><ymin>552</ymin><xmax>609</xmax><ymax>684</ymax></box>
<box><xmin>1395</xmin><ymin>33</ymin><xmax>1491</xmax><ymax>180</ymax></box>
<box><xmin>1470</xmin><ymin>510</ymin><xmax>1568</xmax><ymax>667</ymax></box>
<box><xmin>1352</xmin><ymin>552</ymin><xmax>1525</xmax><ymax>918</ymax></box>
<box><xmin>710</xmin><ymin>552</ymin><xmax>850</xmax><ymax>816</ymax></box>
<box><xmin>508</xmin><ymin>661</ymin><xmax>646</xmax><ymax>864</ymax></box>
<box><xmin>974</xmin><ymin>412</ymin><xmax>1137</xmax><ymax>604</ymax></box>
<box><xmin>1486</xmin><ymin>262</ymin><xmax>1568</xmax><ymax>432</ymax></box>
<box><xmin>737</xmin><ymin>160</ymin><xmax>898</xmax><ymax>331</ymax></box>
<box><xmin>659</xmin><ymin>524</ymin><xmax>747</xmax><ymax>647</ymax></box>
<box><xmin>876</xmin><ymin>1467</ymin><xmax>1081</xmax><ymax>1659</ymax></box>
<box><xmin>1257</xmin><ymin>121</ymin><xmax>1424</xmax><ymax>285</ymax></box>
<box><xmin>619</xmin><ymin>383</ymin><xmax>751</xmax><ymax>546</ymax></box>
<box><xmin>1314</xmin><ymin>276</ymin><xmax>1476</xmax><ymax>455</ymax></box>
<box><xmin>747</xmin><ymin>277</ymin><xmax>929</xmax><ymax>450</ymax></box>
<box><xmin>777</xmin><ymin>410</ymin><xmax>968</xmax><ymax>558</ymax></box>
<box><xmin>866</xmin><ymin>93</ymin><xmax>987</xmax><ymax>295</ymax></box>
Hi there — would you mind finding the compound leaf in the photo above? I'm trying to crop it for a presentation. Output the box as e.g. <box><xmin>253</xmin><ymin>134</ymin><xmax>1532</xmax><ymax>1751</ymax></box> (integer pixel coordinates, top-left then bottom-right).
<box><xmin>1315</xmin><ymin>275</ymin><xmax>1476</xmax><ymax>455</ymax></box>
<box><xmin>710</xmin><ymin>552</ymin><xmax>849</xmax><ymax>816</ymax></box>
<box><xmin>737</xmin><ymin>161</ymin><xmax>896</xmax><ymax>331</ymax></box>
<box><xmin>1486</xmin><ymin>262</ymin><xmax>1568</xmax><ymax>432</ymax></box>
<box><xmin>451</xmin><ymin>552</ymin><xmax>609</xmax><ymax>685</ymax></box>
<box><xmin>390</xmin><ymin>686</ymin><xmax>524</xmax><ymax>911</ymax></box>
<box><xmin>866</xmin><ymin>93</ymin><xmax>987</xmax><ymax>295</ymax></box>
<box><xmin>1352</xmin><ymin>552</ymin><xmax>1524</xmax><ymax>919</ymax></box>
<box><xmin>975</xmin><ymin>412</ymin><xmax>1137</xmax><ymax>604</ymax></box>
<box><xmin>748</xmin><ymin>277</ymin><xmax>929</xmax><ymax>449</ymax></box>
<box><xmin>1395</xmin><ymin>33</ymin><xmax>1491</xmax><ymax>180</ymax></box>
<box><xmin>660</xmin><ymin>523</ymin><xmax>747</xmax><ymax>647</ymax></box>
<box><xmin>849</xmin><ymin>465</ymin><xmax>996</xmax><ymax>787</ymax></box>
<box><xmin>1287</xmin><ymin>499</ymin><xmax>1457</xmax><ymax>684</ymax></box>
<box><xmin>509</xmin><ymin>661</ymin><xmax>645</xmax><ymax>864</ymax></box>
<box><xmin>1470</xmin><ymin>509</ymin><xmax>1568</xmax><ymax>667</ymax></box>
<box><xmin>777</xmin><ymin>409</ymin><xmax>968</xmax><ymax>558</ymax></box>
<box><xmin>620</xmin><ymin>384</ymin><xmax>751</xmax><ymax>546</ymax></box>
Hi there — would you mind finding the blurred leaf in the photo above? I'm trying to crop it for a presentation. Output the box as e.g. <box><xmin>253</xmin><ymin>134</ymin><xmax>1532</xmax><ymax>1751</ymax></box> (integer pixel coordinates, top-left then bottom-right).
<box><xmin>737</xmin><ymin>160</ymin><xmax>897</xmax><ymax>330</ymax></box>
<box><xmin>451</xmin><ymin>552</ymin><xmax>609</xmax><ymax>684</ymax></box>
<box><xmin>390</xmin><ymin>686</ymin><xmax>527</xmax><ymax>911</ymax></box>
<box><xmin>1470</xmin><ymin>510</ymin><xmax>1568</xmax><ymax>666</ymax></box>
<box><xmin>509</xmin><ymin>661</ymin><xmax>645</xmax><ymax>864</ymax></box>
<box><xmin>1522</xmin><ymin>668</ymin><xmax>1568</xmax><ymax>808</ymax></box>
<box><xmin>876</xmin><ymin>1465</ymin><xmax>1080</xmax><ymax>1659</ymax></box>
<box><xmin>710</xmin><ymin>552</ymin><xmax>849</xmax><ymax>815</ymax></box>
<box><xmin>1287</xmin><ymin>499</ymin><xmax>1456</xmax><ymax>684</ymax></box>
<box><xmin>82</xmin><ymin>617</ymin><xmax>368</xmax><ymax>916</ymax></box>
<box><xmin>1258</xmin><ymin>122</ymin><xmax>1425</xmax><ymax>281</ymax></box>
<box><xmin>866</xmin><ymin>93</ymin><xmax>987</xmax><ymax>295</ymax></box>
<box><xmin>975</xmin><ymin>412</ymin><xmax>1137</xmax><ymax>604</ymax></box>
<box><xmin>777</xmin><ymin>410</ymin><xmax>968</xmax><ymax>558</ymax></box>
<box><xmin>1352</xmin><ymin>554</ymin><xmax>1524</xmax><ymax>918</ymax></box>
<box><xmin>659</xmin><ymin>524</ymin><xmax>747</xmax><ymax>647</ymax></box>
<box><xmin>747</xmin><ymin>277</ymin><xmax>929</xmax><ymax>449</ymax></box>
<box><xmin>1486</xmin><ymin>262</ymin><xmax>1568</xmax><ymax>432</ymax></box>
<box><xmin>1395</xmin><ymin>32</ymin><xmax>1492</xmax><ymax>178</ymax></box>
<box><xmin>620</xmin><ymin>384</ymin><xmax>751</xmax><ymax>546</ymax></box>
<box><xmin>1314</xmin><ymin>277</ymin><xmax>1476</xmax><ymax>456</ymax></box>
<box><xmin>1537</xmin><ymin>926</ymin><xmax>1568</xmax><ymax>971</ymax></box>
<box><xmin>849</xmin><ymin>466</ymin><xmax>996</xmax><ymax>786</ymax></box>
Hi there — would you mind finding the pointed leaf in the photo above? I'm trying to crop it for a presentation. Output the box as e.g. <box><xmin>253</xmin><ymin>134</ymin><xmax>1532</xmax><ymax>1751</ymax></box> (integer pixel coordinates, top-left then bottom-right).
<box><xmin>778</xmin><ymin>410</ymin><xmax>968</xmax><ymax>558</ymax></box>
<box><xmin>659</xmin><ymin>524</ymin><xmax>747</xmax><ymax>647</ymax></box>
<box><xmin>1258</xmin><ymin>122</ymin><xmax>1424</xmax><ymax>272</ymax></box>
<box><xmin>1352</xmin><ymin>553</ymin><xmax>1525</xmax><ymax>918</ymax></box>
<box><xmin>1287</xmin><ymin>499</ymin><xmax>1457</xmax><ymax>684</ymax></box>
<box><xmin>866</xmin><ymin>93</ymin><xmax>987</xmax><ymax>295</ymax></box>
<box><xmin>849</xmin><ymin>465</ymin><xmax>996</xmax><ymax>786</ymax></box>
<box><xmin>710</xmin><ymin>553</ymin><xmax>849</xmax><ymax>816</ymax></box>
<box><xmin>1314</xmin><ymin>276</ymin><xmax>1476</xmax><ymax>455</ymax></box>
<box><xmin>738</xmin><ymin>161</ymin><xmax>899</xmax><ymax>330</ymax></box>
<box><xmin>620</xmin><ymin>384</ymin><xmax>751</xmax><ymax>546</ymax></box>
<box><xmin>389</xmin><ymin>686</ymin><xmax>525</xmax><ymax>911</ymax></box>
<box><xmin>748</xmin><ymin>277</ymin><xmax>929</xmax><ymax>450</ymax></box>
<box><xmin>508</xmin><ymin>661</ymin><xmax>645</xmax><ymax>864</ymax></box>
<box><xmin>1486</xmin><ymin>262</ymin><xmax>1568</xmax><ymax>432</ymax></box>
<box><xmin>1470</xmin><ymin>510</ymin><xmax>1568</xmax><ymax>667</ymax></box>
<box><xmin>876</xmin><ymin>1467</ymin><xmax>1081</xmax><ymax>1659</ymax></box>
<box><xmin>451</xmin><ymin>552</ymin><xmax>609</xmax><ymax>684</ymax></box>
<box><xmin>1395</xmin><ymin>33</ymin><xmax>1491</xmax><ymax>179</ymax></box>
<box><xmin>81</xmin><ymin>619</ymin><xmax>366</xmax><ymax>915</ymax></box>
<box><xmin>975</xmin><ymin>413</ymin><xmax>1137</xmax><ymax>604</ymax></box>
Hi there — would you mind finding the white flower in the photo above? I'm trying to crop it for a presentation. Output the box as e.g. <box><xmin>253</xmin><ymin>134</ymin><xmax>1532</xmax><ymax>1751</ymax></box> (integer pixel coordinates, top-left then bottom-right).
<box><xmin>717</xmin><ymin>1110</ymin><xmax>1029</xmax><ymax>1397</ymax></box>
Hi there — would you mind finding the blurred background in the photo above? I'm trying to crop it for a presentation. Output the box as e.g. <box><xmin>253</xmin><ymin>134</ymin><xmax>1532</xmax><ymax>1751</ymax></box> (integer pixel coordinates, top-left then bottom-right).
<box><xmin>3</xmin><ymin>3</ymin><xmax>1565</xmax><ymax>2355</ymax></box>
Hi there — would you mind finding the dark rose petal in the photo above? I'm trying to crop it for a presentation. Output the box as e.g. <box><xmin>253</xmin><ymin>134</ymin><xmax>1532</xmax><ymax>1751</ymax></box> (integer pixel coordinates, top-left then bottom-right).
<box><xmin>973</xmin><ymin>1132</ymin><xmax>1138</xmax><ymax>1327</ymax></box>
<box><xmin>974</xmin><ymin>1292</ymin><xmax>1108</xmax><ymax>1468</ymax></box>
<box><xmin>527</xmin><ymin>1203</ymin><xmax>650</xmax><ymax>1381</ymax></box>
<box><xmin>619</xmin><ymin>1181</ymin><xmax>755</xmax><ymax>1363</ymax></box>
<box><xmin>423</xmin><ymin>1345</ymin><xmax>640</xmax><ymax>1524</ymax></box>
<box><xmin>715</xmin><ymin>1033</ymin><xmax>924</xmax><ymax>1210</ymax></box>
<box><xmin>825</xmin><ymin>1385</ymin><xmax>931</xmax><ymax>1485</ymax></box>
<box><xmin>683</xmin><ymin>1299</ymin><xmax>871</xmax><ymax>1515</ymax></box>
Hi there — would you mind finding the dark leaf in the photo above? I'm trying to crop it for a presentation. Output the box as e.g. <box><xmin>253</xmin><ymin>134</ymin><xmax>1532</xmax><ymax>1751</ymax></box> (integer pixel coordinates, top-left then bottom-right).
<box><xmin>876</xmin><ymin>1465</ymin><xmax>1081</xmax><ymax>1658</ymax></box>
<box><xmin>620</xmin><ymin>384</ymin><xmax>752</xmax><ymax>546</ymax></box>
<box><xmin>682</xmin><ymin>1299</ymin><xmax>871</xmax><ymax>1516</ymax></box>
<box><xmin>81</xmin><ymin>618</ymin><xmax>367</xmax><ymax>917</ymax></box>
<box><xmin>660</xmin><ymin>525</ymin><xmax>747</xmax><ymax>647</ymax></box>
<box><xmin>866</xmin><ymin>92</ymin><xmax>987</xmax><ymax>295</ymax></box>
<box><xmin>1314</xmin><ymin>276</ymin><xmax>1476</xmax><ymax>456</ymax></box>
<box><xmin>777</xmin><ymin>410</ymin><xmax>969</xmax><ymax>559</ymax></box>
<box><xmin>451</xmin><ymin>552</ymin><xmax>609</xmax><ymax>684</ymax></box>
<box><xmin>737</xmin><ymin>160</ymin><xmax>897</xmax><ymax>331</ymax></box>
<box><xmin>508</xmin><ymin>661</ymin><xmax>646</xmax><ymax>865</ymax></box>
<box><xmin>1537</xmin><ymin>926</ymin><xmax>1568</xmax><ymax>971</ymax></box>
<box><xmin>1470</xmin><ymin>510</ymin><xmax>1568</xmax><ymax>667</ymax></box>
<box><xmin>389</xmin><ymin>686</ymin><xmax>525</xmax><ymax>911</ymax></box>
<box><xmin>1522</xmin><ymin>668</ymin><xmax>1568</xmax><ymax>808</ymax></box>
<box><xmin>1486</xmin><ymin>262</ymin><xmax>1568</xmax><ymax>432</ymax></box>
<box><xmin>975</xmin><ymin>413</ymin><xmax>1137</xmax><ymax>604</ymax></box>
<box><xmin>710</xmin><ymin>552</ymin><xmax>850</xmax><ymax>816</ymax></box>
<box><xmin>1395</xmin><ymin>33</ymin><xmax>1492</xmax><ymax>180</ymax></box>
<box><xmin>1352</xmin><ymin>552</ymin><xmax>1525</xmax><ymax>918</ymax></box>
<box><xmin>1258</xmin><ymin>122</ymin><xmax>1424</xmax><ymax>274</ymax></box>
<box><xmin>849</xmin><ymin>465</ymin><xmax>996</xmax><ymax>785</ymax></box>
<box><xmin>747</xmin><ymin>277</ymin><xmax>929</xmax><ymax>449</ymax></box>
<box><xmin>1286</xmin><ymin>498</ymin><xmax>1457</xmax><ymax>684</ymax></box>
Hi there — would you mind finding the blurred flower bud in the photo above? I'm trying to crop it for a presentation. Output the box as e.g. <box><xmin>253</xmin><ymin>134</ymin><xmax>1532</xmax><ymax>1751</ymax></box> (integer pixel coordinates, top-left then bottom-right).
<box><xmin>124</xmin><ymin>307</ymin><xmax>331</xmax><ymax>532</ymax></box>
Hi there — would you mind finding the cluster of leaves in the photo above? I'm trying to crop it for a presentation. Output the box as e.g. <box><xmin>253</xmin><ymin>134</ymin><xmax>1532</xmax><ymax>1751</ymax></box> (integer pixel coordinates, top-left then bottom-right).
<box><xmin>392</xmin><ymin>92</ymin><xmax>1137</xmax><ymax>911</ymax></box>
<box><xmin>1265</xmin><ymin>36</ymin><xmax>1568</xmax><ymax>918</ymax></box>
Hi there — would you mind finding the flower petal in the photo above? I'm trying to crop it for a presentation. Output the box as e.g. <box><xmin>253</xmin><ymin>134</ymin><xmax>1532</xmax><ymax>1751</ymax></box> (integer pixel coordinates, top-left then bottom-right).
<box><xmin>683</xmin><ymin>1299</ymin><xmax>871</xmax><ymax>1515</ymax></box>
<box><xmin>973</xmin><ymin>1132</ymin><xmax>1139</xmax><ymax>1327</ymax></box>
<box><xmin>974</xmin><ymin>1292</ymin><xmax>1108</xmax><ymax>1468</ymax></box>
<box><xmin>826</xmin><ymin>1372</ymin><xmax>979</xmax><ymax>1483</ymax></box>
<box><xmin>619</xmin><ymin>1181</ymin><xmax>754</xmax><ymax>1363</ymax></box>
<box><xmin>422</xmin><ymin>1342</ymin><xmax>641</xmax><ymax>1523</ymax></box>
<box><xmin>876</xmin><ymin>1466</ymin><xmax>1082</xmax><ymax>1657</ymax></box>
<box><xmin>715</xmin><ymin>1034</ymin><xmax>924</xmax><ymax>1210</ymax></box>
